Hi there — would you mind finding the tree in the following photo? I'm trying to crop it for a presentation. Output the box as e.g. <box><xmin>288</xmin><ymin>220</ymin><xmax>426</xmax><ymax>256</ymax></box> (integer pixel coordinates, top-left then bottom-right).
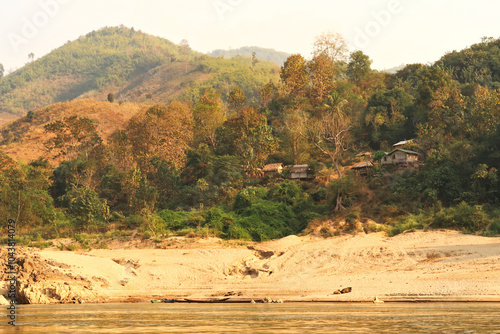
<box><xmin>192</xmin><ymin>89</ymin><xmax>226</xmax><ymax>149</ymax></box>
<box><xmin>63</xmin><ymin>186</ymin><xmax>108</xmax><ymax>230</ymax></box>
<box><xmin>260</xmin><ymin>80</ymin><xmax>278</xmax><ymax>107</ymax></box>
<box><xmin>312</xmin><ymin>31</ymin><xmax>348</xmax><ymax>63</ymax></box>
<box><xmin>347</xmin><ymin>50</ymin><xmax>372</xmax><ymax>84</ymax></box>
<box><xmin>308</xmin><ymin>53</ymin><xmax>336</xmax><ymax>104</ymax></box>
<box><xmin>281</xmin><ymin>54</ymin><xmax>309</xmax><ymax>98</ymax></box>
<box><xmin>126</xmin><ymin>102</ymin><xmax>194</xmax><ymax>169</ymax></box>
<box><xmin>283</xmin><ymin>108</ymin><xmax>311</xmax><ymax>164</ymax></box>
<box><xmin>44</xmin><ymin>116</ymin><xmax>102</xmax><ymax>160</ymax></box>
<box><xmin>180</xmin><ymin>39</ymin><xmax>190</xmax><ymax>56</ymax></box>
<box><xmin>107</xmin><ymin>93</ymin><xmax>115</xmax><ymax>103</ymax></box>
<box><xmin>0</xmin><ymin>160</ymin><xmax>55</xmax><ymax>228</ymax></box>
<box><xmin>363</xmin><ymin>87</ymin><xmax>413</xmax><ymax>146</ymax></box>
<box><xmin>216</xmin><ymin>108</ymin><xmax>278</xmax><ymax>175</ymax></box>
<box><xmin>228</xmin><ymin>86</ymin><xmax>247</xmax><ymax>112</ymax></box>
<box><xmin>252</xmin><ymin>51</ymin><xmax>259</xmax><ymax>68</ymax></box>
<box><xmin>0</xmin><ymin>63</ymin><xmax>4</xmax><ymax>79</ymax></box>
<box><xmin>28</xmin><ymin>53</ymin><xmax>35</xmax><ymax>62</ymax></box>
<box><xmin>305</xmin><ymin>92</ymin><xmax>351</xmax><ymax>210</ymax></box>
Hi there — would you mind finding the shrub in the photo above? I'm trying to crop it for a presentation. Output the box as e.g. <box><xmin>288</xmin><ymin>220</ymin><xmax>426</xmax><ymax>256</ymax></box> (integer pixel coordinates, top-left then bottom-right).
<box><xmin>203</xmin><ymin>207</ymin><xmax>236</xmax><ymax>237</ymax></box>
<box><xmin>483</xmin><ymin>220</ymin><xmax>500</xmax><ymax>236</ymax></box>
<box><xmin>125</xmin><ymin>215</ymin><xmax>146</xmax><ymax>228</ymax></box>
<box><xmin>266</xmin><ymin>181</ymin><xmax>306</xmax><ymax>206</ymax></box>
<box><xmin>63</xmin><ymin>186</ymin><xmax>108</xmax><ymax>229</ymax></box>
<box><xmin>157</xmin><ymin>210</ymin><xmax>190</xmax><ymax>230</ymax></box>
<box><xmin>233</xmin><ymin>186</ymin><xmax>268</xmax><ymax>213</ymax></box>
<box><xmin>387</xmin><ymin>214</ymin><xmax>425</xmax><ymax>237</ymax></box>
<box><xmin>432</xmin><ymin>202</ymin><xmax>490</xmax><ymax>233</ymax></box>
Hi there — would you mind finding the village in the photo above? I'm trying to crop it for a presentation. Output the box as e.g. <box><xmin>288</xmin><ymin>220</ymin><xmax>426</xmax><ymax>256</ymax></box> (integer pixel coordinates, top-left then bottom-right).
<box><xmin>261</xmin><ymin>139</ymin><xmax>420</xmax><ymax>180</ymax></box>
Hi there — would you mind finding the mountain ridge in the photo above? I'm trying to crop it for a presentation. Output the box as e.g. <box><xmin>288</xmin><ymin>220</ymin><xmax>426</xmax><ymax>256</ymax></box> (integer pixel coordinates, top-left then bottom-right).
<box><xmin>0</xmin><ymin>26</ymin><xmax>279</xmax><ymax>126</ymax></box>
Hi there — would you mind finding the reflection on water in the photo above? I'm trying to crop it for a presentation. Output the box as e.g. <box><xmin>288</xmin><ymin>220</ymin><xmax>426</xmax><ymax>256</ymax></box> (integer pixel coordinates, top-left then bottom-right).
<box><xmin>2</xmin><ymin>303</ymin><xmax>499</xmax><ymax>333</ymax></box>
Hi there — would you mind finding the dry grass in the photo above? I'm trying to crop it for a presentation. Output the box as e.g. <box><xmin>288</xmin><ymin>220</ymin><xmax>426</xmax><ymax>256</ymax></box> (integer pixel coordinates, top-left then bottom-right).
<box><xmin>0</xmin><ymin>99</ymin><xmax>147</xmax><ymax>163</ymax></box>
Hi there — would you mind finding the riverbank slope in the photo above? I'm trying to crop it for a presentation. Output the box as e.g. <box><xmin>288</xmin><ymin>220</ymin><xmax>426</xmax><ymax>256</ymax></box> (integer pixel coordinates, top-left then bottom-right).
<box><xmin>1</xmin><ymin>230</ymin><xmax>499</xmax><ymax>304</ymax></box>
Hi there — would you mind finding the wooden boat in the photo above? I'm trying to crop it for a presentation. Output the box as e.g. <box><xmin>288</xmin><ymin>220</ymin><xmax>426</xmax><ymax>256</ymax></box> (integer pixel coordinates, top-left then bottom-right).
<box><xmin>183</xmin><ymin>297</ymin><xmax>230</xmax><ymax>303</ymax></box>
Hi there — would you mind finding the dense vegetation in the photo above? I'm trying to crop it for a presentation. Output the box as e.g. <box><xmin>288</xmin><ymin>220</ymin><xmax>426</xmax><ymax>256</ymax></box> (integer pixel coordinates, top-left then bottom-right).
<box><xmin>0</xmin><ymin>26</ymin><xmax>279</xmax><ymax>117</ymax></box>
<box><xmin>1</xmin><ymin>31</ymin><xmax>500</xmax><ymax>248</ymax></box>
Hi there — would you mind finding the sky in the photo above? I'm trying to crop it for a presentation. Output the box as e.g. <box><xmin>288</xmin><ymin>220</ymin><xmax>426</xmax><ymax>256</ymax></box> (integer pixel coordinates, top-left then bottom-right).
<box><xmin>1</xmin><ymin>0</ymin><xmax>499</xmax><ymax>73</ymax></box>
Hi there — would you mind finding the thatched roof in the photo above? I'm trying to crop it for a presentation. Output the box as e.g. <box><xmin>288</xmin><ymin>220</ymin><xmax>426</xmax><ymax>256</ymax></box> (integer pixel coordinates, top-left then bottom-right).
<box><xmin>352</xmin><ymin>161</ymin><xmax>374</xmax><ymax>169</ymax></box>
<box><xmin>262</xmin><ymin>163</ymin><xmax>283</xmax><ymax>172</ymax></box>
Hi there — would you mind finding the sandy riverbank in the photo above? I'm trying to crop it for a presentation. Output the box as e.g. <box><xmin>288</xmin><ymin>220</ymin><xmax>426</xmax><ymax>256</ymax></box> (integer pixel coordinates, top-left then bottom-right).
<box><xmin>1</xmin><ymin>230</ymin><xmax>499</xmax><ymax>304</ymax></box>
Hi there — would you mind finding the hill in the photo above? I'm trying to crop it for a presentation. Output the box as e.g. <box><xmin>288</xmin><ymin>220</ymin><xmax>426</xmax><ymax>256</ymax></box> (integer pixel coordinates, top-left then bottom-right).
<box><xmin>435</xmin><ymin>36</ymin><xmax>500</xmax><ymax>88</ymax></box>
<box><xmin>0</xmin><ymin>26</ymin><xmax>280</xmax><ymax>126</ymax></box>
<box><xmin>208</xmin><ymin>46</ymin><xmax>290</xmax><ymax>66</ymax></box>
<box><xmin>0</xmin><ymin>99</ymin><xmax>146</xmax><ymax>163</ymax></box>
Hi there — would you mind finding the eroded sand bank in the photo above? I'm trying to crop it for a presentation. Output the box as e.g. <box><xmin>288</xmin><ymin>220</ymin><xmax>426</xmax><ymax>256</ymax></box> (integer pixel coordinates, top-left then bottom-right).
<box><xmin>1</xmin><ymin>230</ymin><xmax>499</xmax><ymax>304</ymax></box>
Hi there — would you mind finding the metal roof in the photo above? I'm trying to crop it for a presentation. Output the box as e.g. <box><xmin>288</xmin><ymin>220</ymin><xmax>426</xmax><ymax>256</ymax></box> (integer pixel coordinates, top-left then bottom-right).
<box><xmin>386</xmin><ymin>149</ymin><xmax>420</xmax><ymax>156</ymax></box>
<box><xmin>290</xmin><ymin>165</ymin><xmax>309</xmax><ymax>172</ymax></box>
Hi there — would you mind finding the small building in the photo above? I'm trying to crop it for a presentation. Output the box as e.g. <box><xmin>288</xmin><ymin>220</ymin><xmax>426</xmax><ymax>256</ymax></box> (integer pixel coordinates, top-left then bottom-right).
<box><xmin>262</xmin><ymin>163</ymin><xmax>283</xmax><ymax>176</ymax></box>
<box><xmin>290</xmin><ymin>165</ymin><xmax>310</xmax><ymax>179</ymax></box>
<box><xmin>381</xmin><ymin>149</ymin><xmax>420</xmax><ymax>166</ymax></box>
<box><xmin>351</xmin><ymin>161</ymin><xmax>374</xmax><ymax>175</ymax></box>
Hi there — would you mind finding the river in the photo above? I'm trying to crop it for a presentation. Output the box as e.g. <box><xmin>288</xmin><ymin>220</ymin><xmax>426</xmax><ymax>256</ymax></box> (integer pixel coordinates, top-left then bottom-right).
<box><xmin>2</xmin><ymin>302</ymin><xmax>499</xmax><ymax>333</ymax></box>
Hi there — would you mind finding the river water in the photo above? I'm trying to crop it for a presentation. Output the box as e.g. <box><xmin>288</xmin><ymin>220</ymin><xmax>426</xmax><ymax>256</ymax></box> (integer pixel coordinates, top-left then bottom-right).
<box><xmin>2</xmin><ymin>303</ymin><xmax>499</xmax><ymax>333</ymax></box>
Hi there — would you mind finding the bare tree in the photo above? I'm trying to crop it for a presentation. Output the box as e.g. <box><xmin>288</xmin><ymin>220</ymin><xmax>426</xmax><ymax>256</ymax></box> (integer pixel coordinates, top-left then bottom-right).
<box><xmin>305</xmin><ymin>92</ymin><xmax>351</xmax><ymax>211</ymax></box>
<box><xmin>312</xmin><ymin>31</ymin><xmax>348</xmax><ymax>63</ymax></box>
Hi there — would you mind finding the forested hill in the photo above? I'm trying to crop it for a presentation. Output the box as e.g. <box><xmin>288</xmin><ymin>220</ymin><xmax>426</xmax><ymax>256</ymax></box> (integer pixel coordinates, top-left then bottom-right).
<box><xmin>0</xmin><ymin>26</ymin><xmax>280</xmax><ymax>123</ymax></box>
<box><xmin>208</xmin><ymin>47</ymin><xmax>290</xmax><ymax>66</ymax></box>
<box><xmin>0</xmin><ymin>32</ymin><xmax>499</xmax><ymax>246</ymax></box>
<box><xmin>435</xmin><ymin>37</ymin><xmax>500</xmax><ymax>89</ymax></box>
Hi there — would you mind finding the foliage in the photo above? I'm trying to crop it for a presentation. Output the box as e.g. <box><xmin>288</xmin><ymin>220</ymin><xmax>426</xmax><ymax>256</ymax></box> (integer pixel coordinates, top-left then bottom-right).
<box><xmin>216</xmin><ymin>108</ymin><xmax>278</xmax><ymax>174</ymax></box>
<box><xmin>2</xmin><ymin>34</ymin><xmax>500</xmax><ymax>241</ymax></box>
<box><xmin>432</xmin><ymin>202</ymin><xmax>490</xmax><ymax>233</ymax></box>
<box><xmin>63</xmin><ymin>186</ymin><xmax>108</xmax><ymax>229</ymax></box>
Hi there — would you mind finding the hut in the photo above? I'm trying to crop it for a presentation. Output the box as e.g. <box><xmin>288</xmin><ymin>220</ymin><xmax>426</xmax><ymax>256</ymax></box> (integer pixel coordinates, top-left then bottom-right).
<box><xmin>381</xmin><ymin>149</ymin><xmax>420</xmax><ymax>166</ymax></box>
<box><xmin>351</xmin><ymin>161</ymin><xmax>374</xmax><ymax>176</ymax></box>
<box><xmin>290</xmin><ymin>165</ymin><xmax>310</xmax><ymax>179</ymax></box>
<box><xmin>262</xmin><ymin>163</ymin><xmax>283</xmax><ymax>176</ymax></box>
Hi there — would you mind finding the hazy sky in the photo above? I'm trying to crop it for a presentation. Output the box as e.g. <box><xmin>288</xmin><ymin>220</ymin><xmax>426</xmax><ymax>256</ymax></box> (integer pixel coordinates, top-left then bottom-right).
<box><xmin>1</xmin><ymin>0</ymin><xmax>499</xmax><ymax>72</ymax></box>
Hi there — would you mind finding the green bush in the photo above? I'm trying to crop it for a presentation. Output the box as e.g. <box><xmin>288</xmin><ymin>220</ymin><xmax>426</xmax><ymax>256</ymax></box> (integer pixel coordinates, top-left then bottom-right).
<box><xmin>234</xmin><ymin>200</ymin><xmax>300</xmax><ymax>241</ymax></box>
<box><xmin>233</xmin><ymin>186</ymin><xmax>268</xmax><ymax>213</ymax></box>
<box><xmin>203</xmin><ymin>207</ymin><xmax>236</xmax><ymax>237</ymax></box>
<box><xmin>63</xmin><ymin>186</ymin><xmax>107</xmax><ymax>229</ymax></box>
<box><xmin>157</xmin><ymin>209</ymin><xmax>200</xmax><ymax>231</ymax></box>
<box><xmin>432</xmin><ymin>201</ymin><xmax>490</xmax><ymax>233</ymax></box>
<box><xmin>266</xmin><ymin>181</ymin><xmax>306</xmax><ymax>206</ymax></box>
<box><xmin>125</xmin><ymin>215</ymin><xmax>146</xmax><ymax>228</ymax></box>
<box><xmin>387</xmin><ymin>214</ymin><xmax>425</xmax><ymax>237</ymax></box>
<box><xmin>484</xmin><ymin>220</ymin><xmax>500</xmax><ymax>236</ymax></box>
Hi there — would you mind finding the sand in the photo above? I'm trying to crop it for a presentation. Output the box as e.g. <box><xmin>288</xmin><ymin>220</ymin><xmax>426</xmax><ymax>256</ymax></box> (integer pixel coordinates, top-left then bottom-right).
<box><xmin>6</xmin><ymin>230</ymin><xmax>500</xmax><ymax>303</ymax></box>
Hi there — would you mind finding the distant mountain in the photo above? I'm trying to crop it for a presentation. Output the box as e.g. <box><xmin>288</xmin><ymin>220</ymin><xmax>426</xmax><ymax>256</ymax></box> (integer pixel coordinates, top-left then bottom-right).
<box><xmin>381</xmin><ymin>64</ymin><xmax>406</xmax><ymax>74</ymax></box>
<box><xmin>208</xmin><ymin>47</ymin><xmax>290</xmax><ymax>66</ymax></box>
<box><xmin>0</xmin><ymin>27</ymin><xmax>280</xmax><ymax>126</ymax></box>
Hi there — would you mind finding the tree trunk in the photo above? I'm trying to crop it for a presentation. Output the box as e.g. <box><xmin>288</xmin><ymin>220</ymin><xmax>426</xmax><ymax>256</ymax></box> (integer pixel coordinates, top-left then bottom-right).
<box><xmin>334</xmin><ymin>190</ymin><xmax>345</xmax><ymax>211</ymax></box>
